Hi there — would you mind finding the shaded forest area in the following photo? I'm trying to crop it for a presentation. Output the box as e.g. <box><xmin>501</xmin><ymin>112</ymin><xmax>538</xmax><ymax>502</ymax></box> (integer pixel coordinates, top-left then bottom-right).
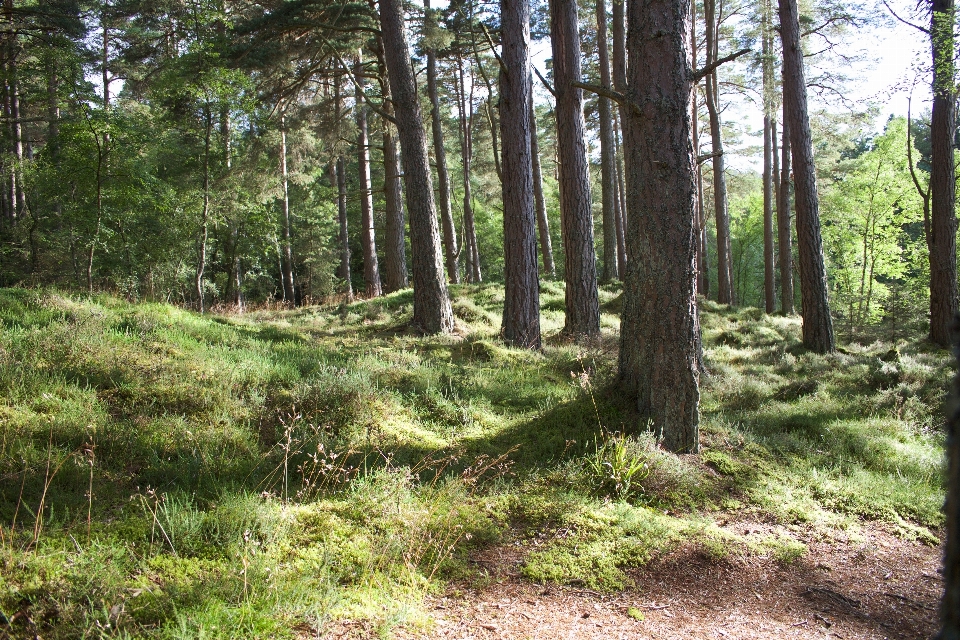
<box><xmin>0</xmin><ymin>0</ymin><xmax>960</xmax><ymax>637</ymax></box>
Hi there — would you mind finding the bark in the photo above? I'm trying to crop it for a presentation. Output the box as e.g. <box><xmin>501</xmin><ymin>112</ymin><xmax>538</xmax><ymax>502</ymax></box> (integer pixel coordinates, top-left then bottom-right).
<box><xmin>374</xmin><ymin>36</ymin><xmax>409</xmax><ymax>293</ymax></box>
<box><xmin>425</xmin><ymin>0</ymin><xmax>460</xmax><ymax>285</ymax></box>
<box><xmin>941</xmin><ymin>322</ymin><xmax>960</xmax><ymax>639</ymax></box>
<box><xmin>355</xmin><ymin>54</ymin><xmax>382</xmax><ymax>298</ymax></box>
<box><xmin>550</xmin><ymin>0</ymin><xmax>600</xmax><ymax>336</ymax></box>
<box><xmin>928</xmin><ymin>0</ymin><xmax>957</xmax><ymax>347</ymax></box>
<box><xmin>279</xmin><ymin>115</ymin><xmax>296</xmax><ymax>304</ymax></box>
<box><xmin>379</xmin><ymin>0</ymin><xmax>454</xmax><ymax>334</ymax></box>
<box><xmin>762</xmin><ymin>5</ymin><xmax>776</xmax><ymax>314</ymax></box>
<box><xmin>612</xmin><ymin>0</ymin><xmax>629</xmax><ymax>271</ymax></box>
<box><xmin>530</xmin><ymin>83</ymin><xmax>555</xmax><ymax>279</ymax></box>
<box><xmin>195</xmin><ymin>107</ymin><xmax>212</xmax><ymax>312</ymax></box>
<box><xmin>596</xmin><ymin>0</ymin><xmax>619</xmax><ymax>282</ymax></box>
<box><xmin>779</xmin><ymin>0</ymin><xmax>834</xmax><ymax>352</ymax></box>
<box><xmin>500</xmin><ymin>0</ymin><xmax>541</xmax><ymax>349</ymax></box>
<box><xmin>778</xmin><ymin>110</ymin><xmax>794</xmax><ymax>314</ymax></box>
<box><xmin>336</xmin><ymin>157</ymin><xmax>354</xmax><ymax>302</ymax></box>
<box><xmin>704</xmin><ymin>0</ymin><xmax>733</xmax><ymax>305</ymax></box>
<box><xmin>613</xmin><ymin>110</ymin><xmax>628</xmax><ymax>268</ymax></box>
<box><xmin>618</xmin><ymin>0</ymin><xmax>701</xmax><ymax>453</ymax></box>
<box><xmin>457</xmin><ymin>55</ymin><xmax>482</xmax><ymax>283</ymax></box>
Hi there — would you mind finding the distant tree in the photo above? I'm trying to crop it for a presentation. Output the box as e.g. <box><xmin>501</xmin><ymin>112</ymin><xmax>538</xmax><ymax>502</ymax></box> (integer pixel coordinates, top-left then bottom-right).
<box><xmin>354</xmin><ymin>52</ymin><xmax>382</xmax><ymax>298</ymax></box>
<box><xmin>595</xmin><ymin>0</ymin><xmax>619</xmax><ymax>282</ymax></box>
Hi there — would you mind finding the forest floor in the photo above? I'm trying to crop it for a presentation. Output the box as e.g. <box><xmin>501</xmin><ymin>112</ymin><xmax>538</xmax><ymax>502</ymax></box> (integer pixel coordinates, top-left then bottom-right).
<box><xmin>0</xmin><ymin>284</ymin><xmax>951</xmax><ymax>639</ymax></box>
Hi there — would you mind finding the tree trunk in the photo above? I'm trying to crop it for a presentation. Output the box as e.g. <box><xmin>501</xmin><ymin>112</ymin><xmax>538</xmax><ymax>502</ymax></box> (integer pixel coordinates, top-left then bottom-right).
<box><xmin>778</xmin><ymin>110</ymin><xmax>794</xmax><ymax>314</ymax></box>
<box><xmin>550</xmin><ymin>0</ymin><xmax>600</xmax><ymax>336</ymax></box>
<box><xmin>529</xmin><ymin>79</ymin><xmax>555</xmax><ymax>280</ymax></box>
<box><xmin>762</xmin><ymin>4</ymin><xmax>776</xmax><ymax>314</ymax></box>
<box><xmin>335</xmin><ymin>157</ymin><xmax>354</xmax><ymax>302</ymax></box>
<box><xmin>928</xmin><ymin>0</ymin><xmax>957</xmax><ymax>347</ymax></box>
<box><xmin>596</xmin><ymin>0</ymin><xmax>619</xmax><ymax>282</ymax></box>
<box><xmin>704</xmin><ymin>0</ymin><xmax>733</xmax><ymax>305</ymax></box>
<box><xmin>618</xmin><ymin>0</ymin><xmax>701</xmax><ymax>453</ymax></box>
<box><xmin>196</xmin><ymin>107</ymin><xmax>212</xmax><ymax>312</ymax></box>
<box><xmin>379</xmin><ymin>0</ymin><xmax>454</xmax><ymax>334</ymax></box>
<box><xmin>500</xmin><ymin>0</ymin><xmax>541</xmax><ymax>349</ymax></box>
<box><xmin>941</xmin><ymin>324</ymin><xmax>960</xmax><ymax>638</ymax></box>
<box><xmin>611</xmin><ymin>0</ymin><xmax>629</xmax><ymax>271</ymax></box>
<box><xmin>375</xmin><ymin>36</ymin><xmax>409</xmax><ymax>293</ymax></box>
<box><xmin>354</xmin><ymin>54</ymin><xmax>382</xmax><ymax>298</ymax></box>
<box><xmin>457</xmin><ymin>55</ymin><xmax>482</xmax><ymax>283</ymax></box>
<box><xmin>425</xmin><ymin>0</ymin><xmax>460</xmax><ymax>285</ymax></box>
<box><xmin>279</xmin><ymin>115</ymin><xmax>297</xmax><ymax>304</ymax></box>
<box><xmin>613</xmin><ymin>115</ymin><xmax>628</xmax><ymax>270</ymax></box>
<box><xmin>779</xmin><ymin>0</ymin><xmax>834</xmax><ymax>352</ymax></box>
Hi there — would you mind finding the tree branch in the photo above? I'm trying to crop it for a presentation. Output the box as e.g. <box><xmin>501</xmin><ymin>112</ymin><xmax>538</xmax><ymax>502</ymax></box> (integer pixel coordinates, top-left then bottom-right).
<box><xmin>323</xmin><ymin>39</ymin><xmax>397</xmax><ymax>125</ymax></box>
<box><xmin>534</xmin><ymin>66</ymin><xmax>556</xmax><ymax>97</ymax></box>
<box><xmin>693</xmin><ymin>48</ymin><xmax>751</xmax><ymax>82</ymax></box>
<box><xmin>697</xmin><ymin>150</ymin><xmax>722</xmax><ymax>164</ymax></box>
<box><xmin>881</xmin><ymin>0</ymin><xmax>929</xmax><ymax>34</ymax></box>
<box><xmin>571</xmin><ymin>82</ymin><xmax>642</xmax><ymax>116</ymax></box>
<box><xmin>480</xmin><ymin>23</ymin><xmax>507</xmax><ymax>74</ymax></box>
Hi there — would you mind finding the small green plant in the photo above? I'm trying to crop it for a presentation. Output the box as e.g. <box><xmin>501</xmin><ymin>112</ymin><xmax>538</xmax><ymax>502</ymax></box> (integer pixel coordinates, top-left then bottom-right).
<box><xmin>586</xmin><ymin>432</ymin><xmax>649</xmax><ymax>500</ymax></box>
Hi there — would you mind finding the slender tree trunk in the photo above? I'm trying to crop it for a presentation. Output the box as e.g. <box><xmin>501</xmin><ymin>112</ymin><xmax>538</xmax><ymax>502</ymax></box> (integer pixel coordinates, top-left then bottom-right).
<box><xmin>379</xmin><ymin>0</ymin><xmax>454</xmax><ymax>334</ymax></box>
<box><xmin>550</xmin><ymin>0</ymin><xmax>600</xmax><ymax>336</ymax></box>
<box><xmin>704</xmin><ymin>0</ymin><xmax>733</xmax><ymax>305</ymax></box>
<box><xmin>354</xmin><ymin>55</ymin><xmax>382</xmax><ymax>298</ymax></box>
<box><xmin>619</xmin><ymin>0</ymin><xmax>700</xmax><ymax>453</ymax></box>
<box><xmin>611</xmin><ymin>0</ymin><xmax>629</xmax><ymax>271</ymax></box>
<box><xmin>196</xmin><ymin>107</ymin><xmax>212</xmax><ymax>312</ymax></box>
<box><xmin>279</xmin><ymin>115</ymin><xmax>297</xmax><ymax>304</ymax></box>
<box><xmin>375</xmin><ymin>36</ymin><xmax>409</xmax><ymax>293</ymax></box>
<box><xmin>692</xmin><ymin>3</ymin><xmax>706</xmax><ymax>297</ymax></box>
<box><xmin>425</xmin><ymin>0</ymin><xmax>460</xmax><ymax>285</ymax></box>
<box><xmin>613</xmin><ymin>114</ymin><xmax>628</xmax><ymax>270</ymax></box>
<box><xmin>529</xmin><ymin>80</ymin><xmax>555</xmax><ymax>279</ymax></box>
<box><xmin>596</xmin><ymin>0</ymin><xmax>619</xmax><ymax>282</ymax></box>
<box><xmin>336</xmin><ymin>157</ymin><xmax>353</xmax><ymax>302</ymax></box>
<box><xmin>457</xmin><ymin>55</ymin><xmax>482</xmax><ymax>283</ymax></box>
<box><xmin>779</xmin><ymin>0</ymin><xmax>834</xmax><ymax>352</ymax></box>
<box><xmin>928</xmin><ymin>0</ymin><xmax>957</xmax><ymax>347</ymax></box>
<box><xmin>778</xmin><ymin>109</ymin><xmax>794</xmax><ymax>314</ymax></box>
<box><xmin>762</xmin><ymin>4</ymin><xmax>776</xmax><ymax>314</ymax></box>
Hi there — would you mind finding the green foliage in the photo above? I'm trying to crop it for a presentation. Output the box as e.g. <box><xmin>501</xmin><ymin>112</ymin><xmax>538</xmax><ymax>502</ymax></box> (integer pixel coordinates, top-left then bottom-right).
<box><xmin>585</xmin><ymin>432</ymin><xmax>649</xmax><ymax>500</ymax></box>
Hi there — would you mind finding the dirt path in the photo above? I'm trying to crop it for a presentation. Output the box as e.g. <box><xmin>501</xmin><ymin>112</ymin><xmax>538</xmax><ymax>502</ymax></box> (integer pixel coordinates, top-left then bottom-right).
<box><xmin>381</xmin><ymin>523</ymin><xmax>942</xmax><ymax>640</ymax></box>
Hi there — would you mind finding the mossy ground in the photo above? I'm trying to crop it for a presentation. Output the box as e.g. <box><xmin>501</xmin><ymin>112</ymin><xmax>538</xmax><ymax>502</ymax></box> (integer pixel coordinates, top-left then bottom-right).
<box><xmin>0</xmin><ymin>285</ymin><xmax>949</xmax><ymax>638</ymax></box>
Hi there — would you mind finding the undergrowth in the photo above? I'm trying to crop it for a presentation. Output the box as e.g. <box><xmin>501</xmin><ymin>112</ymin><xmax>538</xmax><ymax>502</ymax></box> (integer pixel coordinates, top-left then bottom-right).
<box><xmin>0</xmin><ymin>286</ymin><xmax>949</xmax><ymax>638</ymax></box>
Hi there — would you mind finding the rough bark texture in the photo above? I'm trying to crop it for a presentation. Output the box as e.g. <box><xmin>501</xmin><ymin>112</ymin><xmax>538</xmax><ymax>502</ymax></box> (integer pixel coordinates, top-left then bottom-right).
<box><xmin>279</xmin><ymin>118</ymin><xmax>296</xmax><ymax>304</ymax></box>
<box><xmin>550</xmin><ymin>0</ymin><xmax>600</xmax><ymax>336</ymax></box>
<box><xmin>778</xmin><ymin>111</ymin><xmax>794</xmax><ymax>314</ymax></box>
<box><xmin>704</xmin><ymin>0</ymin><xmax>732</xmax><ymax>305</ymax></box>
<box><xmin>379</xmin><ymin>0</ymin><xmax>454</xmax><ymax>334</ymax></box>
<box><xmin>426</xmin><ymin>0</ymin><xmax>460</xmax><ymax>285</ymax></box>
<box><xmin>374</xmin><ymin>37</ymin><xmax>409</xmax><ymax>293</ymax></box>
<box><xmin>929</xmin><ymin>0</ymin><xmax>957</xmax><ymax>347</ymax></box>
<box><xmin>530</xmin><ymin>84</ymin><xmax>555</xmax><ymax>279</ymax></box>
<box><xmin>618</xmin><ymin>0</ymin><xmax>701</xmax><ymax>453</ymax></box>
<box><xmin>596</xmin><ymin>0</ymin><xmax>619</xmax><ymax>282</ymax></box>
<box><xmin>355</xmin><ymin>56</ymin><xmax>382</xmax><ymax>298</ymax></box>
<box><xmin>779</xmin><ymin>0</ymin><xmax>834</xmax><ymax>353</ymax></box>
<box><xmin>499</xmin><ymin>0</ymin><xmax>541</xmax><ymax>349</ymax></box>
<box><xmin>941</xmin><ymin>323</ymin><xmax>960</xmax><ymax>639</ymax></box>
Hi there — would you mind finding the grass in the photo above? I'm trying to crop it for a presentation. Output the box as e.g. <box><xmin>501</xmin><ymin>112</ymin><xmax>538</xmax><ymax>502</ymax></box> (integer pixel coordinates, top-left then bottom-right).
<box><xmin>0</xmin><ymin>285</ymin><xmax>950</xmax><ymax>638</ymax></box>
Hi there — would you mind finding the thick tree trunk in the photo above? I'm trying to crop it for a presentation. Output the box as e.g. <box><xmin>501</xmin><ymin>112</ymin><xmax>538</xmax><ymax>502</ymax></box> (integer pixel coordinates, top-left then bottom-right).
<box><xmin>279</xmin><ymin>116</ymin><xmax>296</xmax><ymax>304</ymax></box>
<box><xmin>379</xmin><ymin>0</ymin><xmax>454</xmax><ymax>334</ymax></box>
<box><xmin>596</xmin><ymin>0</ymin><xmax>619</xmax><ymax>282</ymax></box>
<box><xmin>374</xmin><ymin>36</ymin><xmax>409</xmax><ymax>293</ymax></box>
<box><xmin>457</xmin><ymin>56</ymin><xmax>482</xmax><ymax>283</ymax></box>
<box><xmin>778</xmin><ymin>111</ymin><xmax>794</xmax><ymax>314</ymax></box>
<box><xmin>425</xmin><ymin>0</ymin><xmax>460</xmax><ymax>285</ymax></box>
<box><xmin>941</xmin><ymin>325</ymin><xmax>960</xmax><ymax>638</ymax></box>
<box><xmin>500</xmin><ymin>0</ymin><xmax>541</xmax><ymax>349</ymax></box>
<box><xmin>929</xmin><ymin>0</ymin><xmax>957</xmax><ymax>347</ymax></box>
<box><xmin>529</xmin><ymin>86</ymin><xmax>555</xmax><ymax>280</ymax></box>
<box><xmin>779</xmin><ymin>0</ymin><xmax>834</xmax><ymax>352</ymax></box>
<box><xmin>354</xmin><ymin>55</ymin><xmax>382</xmax><ymax>298</ymax></box>
<box><xmin>704</xmin><ymin>0</ymin><xmax>733</xmax><ymax>305</ymax></box>
<box><xmin>618</xmin><ymin>0</ymin><xmax>701</xmax><ymax>453</ymax></box>
<box><xmin>550</xmin><ymin>0</ymin><xmax>600</xmax><ymax>336</ymax></box>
